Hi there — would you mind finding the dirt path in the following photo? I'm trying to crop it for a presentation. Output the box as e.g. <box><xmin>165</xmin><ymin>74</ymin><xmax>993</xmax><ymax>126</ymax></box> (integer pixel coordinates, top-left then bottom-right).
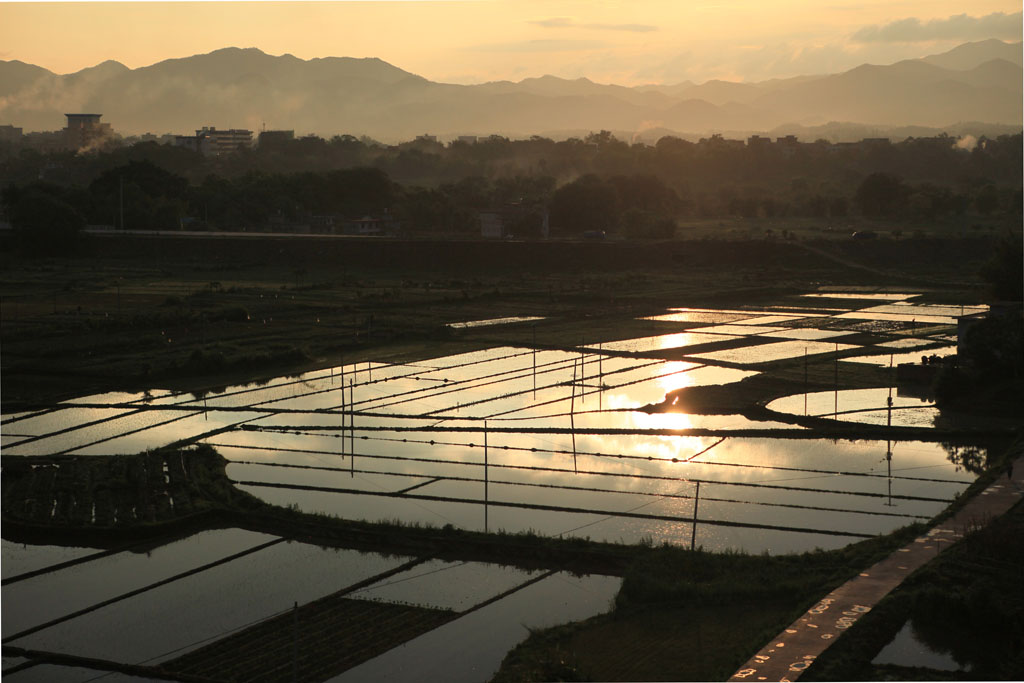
<box><xmin>728</xmin><ymin>446</ymin><xmax>1024</xmax><ymax>682</ymax></box>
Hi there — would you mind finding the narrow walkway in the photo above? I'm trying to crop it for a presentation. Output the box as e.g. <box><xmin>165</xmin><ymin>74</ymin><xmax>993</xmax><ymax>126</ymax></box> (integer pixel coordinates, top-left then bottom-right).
<box><xmin>729</xmin><ymin>449</ymin><xmax>1023</xmax><ymax>682</ymax></box>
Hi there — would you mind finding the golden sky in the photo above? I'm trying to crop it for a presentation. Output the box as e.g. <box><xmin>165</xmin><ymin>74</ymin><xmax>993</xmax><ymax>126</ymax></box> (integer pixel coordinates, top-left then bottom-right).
<box><xmin>1</xmin><ymin>1</ymin><xmax>1020</xmax><ymax>84</ymax></box>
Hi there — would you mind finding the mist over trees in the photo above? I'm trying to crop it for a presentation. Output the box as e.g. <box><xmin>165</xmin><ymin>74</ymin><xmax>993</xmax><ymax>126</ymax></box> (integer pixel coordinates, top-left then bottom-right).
<box><xmin>1</xmin><ymin>130</ymin><xmax>1021</xmax><ymax>241</ymax></box>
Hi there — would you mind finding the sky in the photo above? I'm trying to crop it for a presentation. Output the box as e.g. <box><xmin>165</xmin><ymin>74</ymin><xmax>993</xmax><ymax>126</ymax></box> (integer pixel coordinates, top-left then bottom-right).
<box><xmin>0</xmin><ymin>1</ymin><xmax>1021</xmax><ymax>85</ymax></box>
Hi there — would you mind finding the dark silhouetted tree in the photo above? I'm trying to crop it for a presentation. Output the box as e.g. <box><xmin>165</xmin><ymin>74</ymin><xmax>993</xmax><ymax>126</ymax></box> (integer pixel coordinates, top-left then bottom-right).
<box><xmin>2</xmin><ymin>183</ymin><xmax>86</xmax><ymax>255</ymax></box>
<box><xmin>549</xmin><ymin>175</ymin><xmax>620</xmax><ymax>234</ymax></box>
<box><xmin>854</xmin><ymin>172</ymin><xmax>906</xmax><ymax>217</ymax></box>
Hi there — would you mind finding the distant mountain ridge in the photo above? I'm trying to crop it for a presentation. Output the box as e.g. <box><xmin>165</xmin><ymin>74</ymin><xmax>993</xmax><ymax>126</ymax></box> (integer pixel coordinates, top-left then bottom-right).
<box><xmin>0</xmin><ymin>40</ymin><xmax>1020</xmax><ymax>142</ymax></box>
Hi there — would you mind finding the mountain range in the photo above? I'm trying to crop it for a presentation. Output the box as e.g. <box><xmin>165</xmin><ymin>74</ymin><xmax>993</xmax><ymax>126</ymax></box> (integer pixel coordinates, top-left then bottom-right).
<box><xmin>0</xmin><ymin>39</ymin><xmax>1020</xmax><ymax>142</ymax></box>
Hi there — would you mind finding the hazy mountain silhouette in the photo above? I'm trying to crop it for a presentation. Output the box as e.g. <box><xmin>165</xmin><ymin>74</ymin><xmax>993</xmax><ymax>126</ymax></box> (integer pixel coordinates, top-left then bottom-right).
<box><xmin>1</xmin><ymin>41</ymin><xmax>1020</xmax><ymax>141</ymax></box>
<box><xmin>921</xmin><ymin>38</ymin><xmax>1022</xmax><ymax>70</ymax></box>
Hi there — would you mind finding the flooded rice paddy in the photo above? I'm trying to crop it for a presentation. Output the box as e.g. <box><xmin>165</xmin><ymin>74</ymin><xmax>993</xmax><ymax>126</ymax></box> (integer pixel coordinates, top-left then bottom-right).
<box><xmin>0</xmin><ymin>290</ymin><xmax>998</xmax><ymax>681</ymax></box>
<box><xmin>3</xmin><ymin>531</ymin><xmax>619</xmax><ymax>682</ymax></box>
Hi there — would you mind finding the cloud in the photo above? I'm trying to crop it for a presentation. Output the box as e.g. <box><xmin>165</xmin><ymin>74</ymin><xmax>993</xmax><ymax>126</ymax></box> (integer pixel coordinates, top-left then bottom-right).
<box><xmin>529</xmin><ymin>17</ymin><xmax>657</xmax><ymax>33</ymax></box>
<box><xmin>853</xmin><ymin>12</ymin><xmax>1022</xmax><ymax>43</ymax></box>
<box><xmin>473</xmin><ymin>39</ymin><xmax>610</xmax><ymax>53</ymax></box>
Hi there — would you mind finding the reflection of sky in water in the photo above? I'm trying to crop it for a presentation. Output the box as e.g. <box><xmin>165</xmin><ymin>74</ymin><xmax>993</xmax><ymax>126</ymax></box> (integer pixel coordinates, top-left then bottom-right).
<box><xmin>2</xmin><ymin>529</ymin><xmax>278</xmax><ymax>634</ymax></box>
<box><xmin>872</xmin><ymin>621</ymin><xmax>968</xmax><ymax>672</ymax></box>
<box><xmin>846</xmin><ymin>345</ymin><xmax>957</xmax><ymax>366</ymax></box>
<box><xmin>761</xmin><ymin>328</ymin><xmax>852</xmax><ymax>341</ymax></box>
<box><xmin>332</xmin><ymin>572</ymin><xmax>621</xmax><ymax>683</ymax></box>
<box><xmin>865</xmin><ymin>303</ymin><xmax>986</xmax><ymax>317</ymax></box>
<box><xmin>640</xmin><ymin>311</ymin><xmax>749</xmax><ymax>323</ymax></box>
<box><xmin>600</xmin><ymin>332</ymin><xmax>740</xmax><ymax>353</ymax></box>
<box><xmin>801</xmin><ymin>292</ymin><xmax>920</xmax><ymax>300</ymax></box>
<box><xmin>2</xmin><ymin>542</ymin><xmax>98</xmax><ymax>580</ymax></box>
<box><xmin>8</xmin><ymin>540</ymin><xmax>411</xmax><ymax>664</ymax></box>
<box><xmin>222</xmin><ymin>430</ymin><xmax>971</xmax><ymax>553</ymax></box>
<box><xmin>878</xmin><ymin>338</ymin><xmax>942</xmax><ymax>349</ymax></box>
<box><xmin>350</xmin><ymin>560</ymin><xmax>544</xmax><ymax>610</ymax></box>
<box><xmin>696</xmin><ymin>323</ymin><xmax>785</xmax><ymax>336</ymax></box>
<box><xmin>767</xmin><ymin>388</ymin><xmax>936</xmax><ymax>427</ymax></box>
<box><xmin>692</xmin><ymin>340</ymin><xmax>857</xmax><ymax>363</ymax></box>
<box><xmin>835</xmin><ymin>311</ymin><xmax>958</xmax><ymax>325</ymax></box>
<box><xmin>447</xmin><ymin>316</ymin><xmax>545</xmax><ymax>329</ymax></box>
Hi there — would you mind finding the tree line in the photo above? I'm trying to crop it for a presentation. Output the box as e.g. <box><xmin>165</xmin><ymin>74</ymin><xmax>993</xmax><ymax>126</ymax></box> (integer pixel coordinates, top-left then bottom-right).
<box><xmin>1</xmin><ymin>131</ymin><xmax>1021</xmax><ymax>253</ymax></box>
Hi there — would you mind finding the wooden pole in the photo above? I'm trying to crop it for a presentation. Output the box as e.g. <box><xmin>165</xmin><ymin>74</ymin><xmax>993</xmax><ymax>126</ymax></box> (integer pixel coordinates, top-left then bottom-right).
<box><xmin>349</xmin><ymin>379</ymin><xmax>355</xmax><ymax>477</ymax></box>
<box><xmin>484</xmin><ymin>420</ymin><xmax>489</xmax><ymax>533</ymax></box>
<box><xmin>581</xmin><ymin>349</ymin><xmax>586</xmax><ymax>404</ymax></box>
<box><xmin>804</xmin><ymin>347</ymin><xmax>808</xmax><ymax>416</ymax></box>
<box><xmin>833</xmin><ymin>343</ymin><xmax>839</xmax><ymax>419</ymax></box>
<box><xmin>570</xmin><ymin>357</ymin><xmax>577</xmax><ymax>473</ymax></box>
<box><xmin>691</xmin><ymin>481</ymin><xmax>701</xmax><ymax>551</ymax></box>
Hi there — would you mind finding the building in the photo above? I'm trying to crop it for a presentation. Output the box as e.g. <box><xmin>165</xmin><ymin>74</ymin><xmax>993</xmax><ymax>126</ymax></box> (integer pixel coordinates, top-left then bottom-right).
<box><xmin>64</xmin><ymin>113</ymin><xmax>112</xmax><ymax>149</ymax></box>
<box><xmin>341</xmin><ymin>214</ymin><xmax>400</xmax><ymax>237</ymax></box>
<box><xmin>746</xmin><ymin>135</ymin><xmax>771</xmax><ymax>148</ymax></box>
<box><xmin>197</xmin><ymin>127</ymin><xmax>253</xmax><ymax>155</ymax></box>
<box><xmin>479</xmin><ymin>203</ymin><xmax>549</xmax><ymax>239</ymax></box>
<box><xmin>174</xmin><ymin>135</ymin><xmax>202</xmax><ymax>153</ymax></box>
<box><xmin>698</xmin><ymin>134</ymin><xmax>745</xmax><ymax>151</ymax></box>
<box><xmin>175</xmin><ymin>127</ymin><xmax>253</xmax><ymax>155</ymax></box>
<box><xmin>480</xmin><ymin>212</ymin><xmax>505</xmax><ymax>239</ymax></box>
<box><xmin>456</xmin><ymin>135</ymin><xmax>478</xmax><ymax>144</ymax></box>
<box><xmin>0</xmin><ymin>124</ymin><xmax>23</xmax><ymax>144</ymax></box>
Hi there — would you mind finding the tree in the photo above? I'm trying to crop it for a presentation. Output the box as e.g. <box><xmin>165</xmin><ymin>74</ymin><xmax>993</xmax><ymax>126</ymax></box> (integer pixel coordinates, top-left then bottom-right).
<box><xmin>854</xmin><ymin>172</ymin><xmax>906</xmax><ymax>217</ymax></box>
<box><xmin>89</xmin><ymin>160</ymin><xmax>188</xmax><ymax>230</ymax></box>
<box><xmin>981</xmin><ymin>233</ymin><xmax>1024</xmax><ymax>302</ymax></box>
<box><xmin>549</xmin><ymin>175</ymin><xmax>620</xmax><ymax>235</ymax></box>
<box><xmin>2</xmin><ymin>183</ymin><xmax>86</xmax><ymax>255</ymax></box>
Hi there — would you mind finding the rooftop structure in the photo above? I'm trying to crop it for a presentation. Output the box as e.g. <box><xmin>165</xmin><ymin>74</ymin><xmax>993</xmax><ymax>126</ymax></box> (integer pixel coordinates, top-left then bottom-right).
<box><xmin>63</xmin><ymin>113</ymin><xmax>112</xmax><ymax>149</ymax></box>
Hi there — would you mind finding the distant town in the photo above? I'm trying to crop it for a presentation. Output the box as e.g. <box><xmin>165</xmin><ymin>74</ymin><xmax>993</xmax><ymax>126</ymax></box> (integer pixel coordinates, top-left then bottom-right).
<box><xmin>0</xmin><ymin>112</ymin><xmax>973</xmax><ymax>157</ymax></box>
